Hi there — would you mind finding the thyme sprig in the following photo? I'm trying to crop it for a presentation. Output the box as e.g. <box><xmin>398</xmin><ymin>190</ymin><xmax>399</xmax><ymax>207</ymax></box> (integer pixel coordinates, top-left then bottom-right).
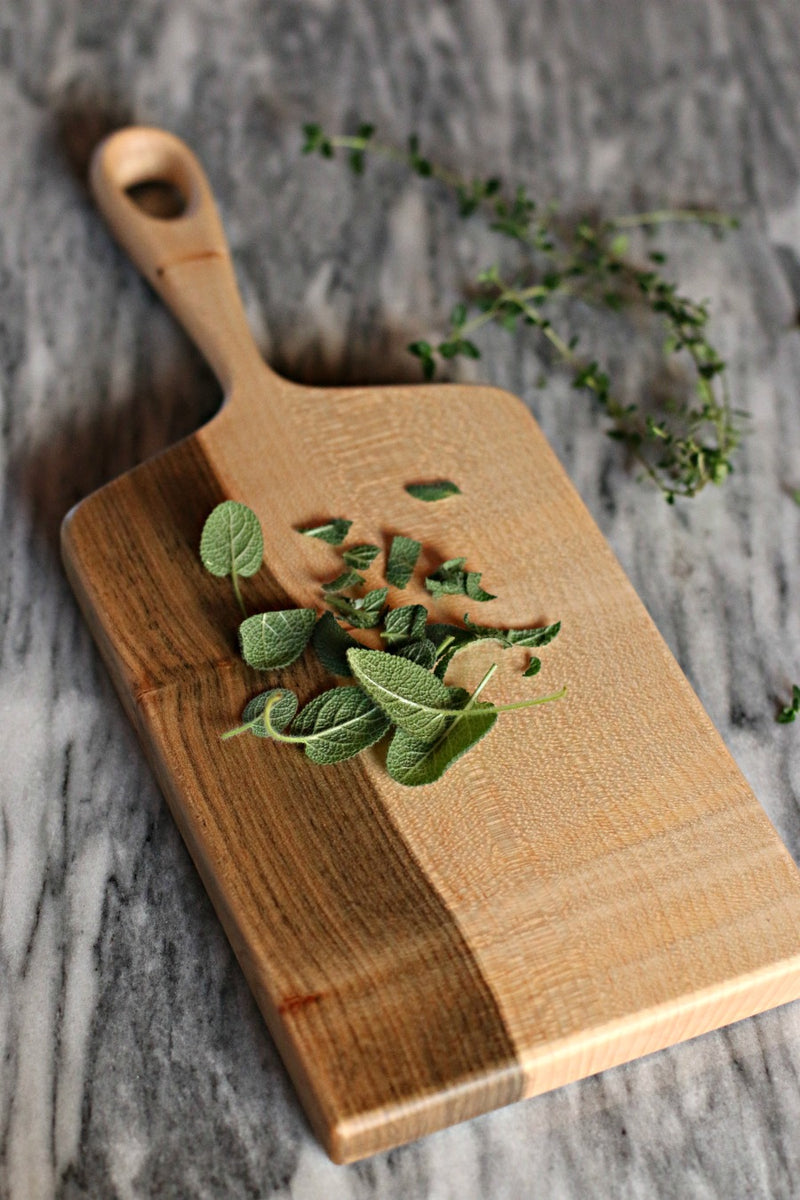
<box><xmin>302</xmin><ymin>122</ymin><xmax>743</xmax><ymax>502</ymax></box>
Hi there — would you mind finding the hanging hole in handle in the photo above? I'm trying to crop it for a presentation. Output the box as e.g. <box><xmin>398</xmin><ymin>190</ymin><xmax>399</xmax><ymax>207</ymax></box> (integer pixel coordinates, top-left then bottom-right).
<box><xmin>125</xmin><ymin>178</ymin><xmax>187</xmax><ymax>219</ymax></box>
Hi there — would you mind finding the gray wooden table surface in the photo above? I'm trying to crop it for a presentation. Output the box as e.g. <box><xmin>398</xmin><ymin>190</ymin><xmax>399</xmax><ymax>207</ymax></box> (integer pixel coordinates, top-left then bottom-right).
<box><xmin>3</xmin><ymin>1</ymin><xmax>800</xmax><ymax>1196</ymax></box>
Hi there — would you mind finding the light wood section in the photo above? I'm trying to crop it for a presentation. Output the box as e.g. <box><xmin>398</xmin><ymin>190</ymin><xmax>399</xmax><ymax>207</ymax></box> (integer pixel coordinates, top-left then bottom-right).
<box><xmin>62</xmin><ymin>128</ymin><xmax>800</xmax><ymax>1162</ymax></box>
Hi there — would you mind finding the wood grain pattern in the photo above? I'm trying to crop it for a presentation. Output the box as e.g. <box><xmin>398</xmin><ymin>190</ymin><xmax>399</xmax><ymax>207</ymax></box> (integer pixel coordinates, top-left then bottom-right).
<box><xmin>61</xmin><ymin>127</ymin><xmax>800</xmax><ymax>1163</ymax></box>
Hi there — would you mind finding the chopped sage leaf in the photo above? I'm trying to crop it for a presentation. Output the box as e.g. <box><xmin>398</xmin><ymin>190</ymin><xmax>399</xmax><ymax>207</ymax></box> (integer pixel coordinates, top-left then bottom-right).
<box><xmin>380</xmin><ymin>604</ymin><xmax>428</xmax><ymax>645</ymax></box>
<box><xmin>396</xmin><ymin>639</ymin><xmax>437</xmax><ymax>669</ymax></box>
<box><xmin>343</xmin><ymin>543</ymin><xmax>380</xmax><ymax>571</ymax></box>
<box><xmin>465</xmin><ymin>572</ymin><xmax>496</xmax><ymax>602</ymax></box>
<box><xmin>386</xmin><ymin>535</ymin><xmax>422</xmax><ymax>588</ymax></box>
<box><xmin>321</xmin><ymin>569</ymin><xmax>365</xmax><ymax>593</ymax></box>
<box><xmin>298</xmin><ymin>518</ymin><xmax>352</xmax><ymax>545</ymax></box>
<box><xmin>310</xmin><ymin>612</ymin><xmax>360</xmax><ymax>677</ymax></box>
<box><xmin>239</xmin><ymin>608</ymin><xmax>317</xmax><ymax>671</ymax></box>
<box><xmin>463</xmin><ymin>615</ymin><xmax>561</xmax><ymax>648</ymax></box>
<box><xmin>405</xmin><ymin>480</ymin><xmax>461</xmax><ymax>502</ymax></box>
<box><xmin>425</xmin><ymin>557</ymin><xmax>495</xmax><ymax>602</ymax></box>
<box><xmin>326</xmin><ymin>587</ymin><xmax>388</xmax><ymax>628</ymax></box>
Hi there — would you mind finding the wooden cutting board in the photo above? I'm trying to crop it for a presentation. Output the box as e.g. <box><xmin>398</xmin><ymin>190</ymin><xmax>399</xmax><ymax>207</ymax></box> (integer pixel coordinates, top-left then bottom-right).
<box><xmin>61</xmin><ymin>126</ymin><xmax>800</xmax><ymax>1163</ymax></box>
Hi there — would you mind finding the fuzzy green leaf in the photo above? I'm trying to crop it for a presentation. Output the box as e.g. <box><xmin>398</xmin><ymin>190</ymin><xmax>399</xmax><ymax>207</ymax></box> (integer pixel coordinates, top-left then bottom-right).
<box><xmin>200</xmin><ymin>501</ymin><xmax>263</xmax><ymax>578</ymax></box>
<box><xmin>463</xmin><ymin>615</ymin><xmax>561</xmax><ymax>648</ymax></box>
<box><xmin>321</xmin><ymin>569</ymin><xmax>365</xmax><ymax>593</ymax></box>
<box><xmin>298</xmin><ymin>518</ymin><xmax>352</xmax><ymax>545</ymax></box>
<box><xmin>404</xmin><ymin>480</ymin><xmax>461</xmax><ymax>502</ymax></box>
<box><xmin>425</xmin><ymin>558</ymin><xmax>495</xmax><ymax>602</ymax></box>
<box><xmin>347</xmin><ymin>648</ymin><xmax>467</xmax><ymax>740</ymax></box>
<box><xmin>465</xmin><ymin>572</ymin><xmax>496</xmax><ymax>602</ymax></box>
<box><xmin>380</xmin><ymin>604</ymin><xmax>428</xmax><ymax>646</ymax></box>
<box><xmin>239</xmin><ymin>608</ymin><xmax>317</xmax><ymax>670</ymax></box>
<box><xmin>310</xmin><ymin>612</ymin><xmax>360</xmax><ymax>677</ymax></box>
<box><xmin>386</xmin><ymin>535</ymin><xmax>422</xmax><ymax>588</ymax></box>
<box><xmin>291</xmin><ymin>687</ymin><xmax>391</xmax><ymax>763</ymax></box>
<box><xmin>326</xmin><ymin>587</ymin><xmax>388</xmax><ymax>628</ymax></box>
<box><xmin>386</xmin><ymin>701</ymin><xmax>498</xmax><ymax>786</ymax></box>
<box><xmin>240</xmin><ymin>689</ymin><xmax>298</xmax><ymax>737</ymax></box>
<box><xmin>396</xmin><ymin>639</ymin><xmax>437</xmax><ymax>669</ymax></box>
<box><xmin>343</xmin><ymin>543</ymin><xmax>380</xmax><ymax>571</ymax></box>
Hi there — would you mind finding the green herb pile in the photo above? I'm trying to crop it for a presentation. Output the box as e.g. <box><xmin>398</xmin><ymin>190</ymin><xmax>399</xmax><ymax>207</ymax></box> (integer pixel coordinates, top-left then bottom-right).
<box><xmin>201</xmin><ymin>492</ymin><xmax>565</xmax><ymax>787</ymax></box>
<box><xmin>302</xmin><ymin>122</ymin><xmax>743</xmax><ymax>503</ymax></box>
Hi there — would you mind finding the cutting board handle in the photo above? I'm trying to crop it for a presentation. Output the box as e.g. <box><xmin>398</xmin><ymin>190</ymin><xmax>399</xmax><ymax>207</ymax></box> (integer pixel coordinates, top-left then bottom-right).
<box><xmin>90</xmin><ymin>126</ymin><xmax>275</xmax><ymax>395</ymax></box>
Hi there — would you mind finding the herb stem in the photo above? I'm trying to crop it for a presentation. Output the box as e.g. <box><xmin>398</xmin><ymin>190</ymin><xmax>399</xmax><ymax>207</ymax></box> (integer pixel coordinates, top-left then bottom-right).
<box><xmin>609</xmin><ymin>209</ymin><xmax>738</xmax><ymax>230</ymax></box>
<box><xmin>231</xmin><ymin>570</ymin><xmax>247</xmax><ymax>619</ymax></box>
<box><xmin>495</xmin><ymin>685</ymin><xmax>567</xmax><ymax>712</ymax></box>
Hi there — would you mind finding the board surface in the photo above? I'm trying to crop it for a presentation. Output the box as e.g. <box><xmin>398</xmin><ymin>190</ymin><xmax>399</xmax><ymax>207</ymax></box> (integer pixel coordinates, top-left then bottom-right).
<box><xmin>61</xmin><ymin>128</ymin><xmax>800</xmax><ymax>1163</ymax></box>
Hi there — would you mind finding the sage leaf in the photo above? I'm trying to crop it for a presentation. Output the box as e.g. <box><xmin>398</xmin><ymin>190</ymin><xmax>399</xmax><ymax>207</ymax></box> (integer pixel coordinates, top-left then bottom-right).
<box><xmin>524</xmin><ymin>656</ymin><xmax>542</xmax><ymax>677</ymax></box>
<box><xmin>311</xmin><ymin>612</ymin><xmax>360</xmax><ymax>677</ymax></box>
<box><xmin>298</xmin><ymin>518</ymin><xmax>352</xmax><ymax>545</ymax></box>
<box><xmin>463</xmin><ymin>615</ymin><xmax>561</xmax><ymax>648</ymax></box>
<box><xmin>425</xmin><ymin>557</ymin><xmax>495</xmax><ymax>602</ymax></box>
<box><xmin>200</xmin><ymin>501</ymin><xmax>264</xmax><ymax>579</ymax></box>
<box><xmin>396</xmin><ymin>639</ymin><xmax>437</xmax><ymax>669</ymax></box>
<box><xmin>386</xmin><ymin>535</ymin><xmax>422</xmax><ymax>588</ymax></box>
<box><xmin>348</xmin><ymin>647</ymin><xmax>467</xmax><ymax>739</ymax></box>
<box><xmin>321</xmin><ymin>569</ymin><xmax>365</xmax><ymax>593</ymax></box>
<box><xmin>221</xmin><ymin>688</ymin><xmax>298</xmax><ymax>740</ymax></box>
<box><xmin>242</xmin><ymin>689</ymin><xmax>298</xmax><ymax>736</ymax></box>
<box><xmin>380</xmin><ymin>604</ymin><xmax>428</xmax><ymax>646</ymax></box>
<box><xmin>239</xmin><ymin>608</ymin><xmax>317</xmax><ymax>670</ymax></box>
<box><xmin>291</xmin><ymin>686</ymin><xmax>391</xmax><ymax>763</ymax></box>
<box><xmin>465</xmin><ymin>572</ymin><xmax>496</xmax><ymax>602</ymax></box>
<box><xmin>326</xmin><ymin>587</ymin><xmax>388</xmax><ymax>628</ymax></box>
<box><xmin>426</xmin><ymin>622</ymin><xmax>474</xmax><ymax>679</ymax></box>
<box><xmin>404</xmin><ymin>480</ymin><xmax>461</xmax><ymax>502</ymax></box>
<box><xmin>343</xmin><ymin>543</ymin><xmax>380</xmax><ymax>571</ymax></box>
<box><xmin>386</xmin><ymin>701</ymin><xmax>498</xmax><ymax>786</ymax></box>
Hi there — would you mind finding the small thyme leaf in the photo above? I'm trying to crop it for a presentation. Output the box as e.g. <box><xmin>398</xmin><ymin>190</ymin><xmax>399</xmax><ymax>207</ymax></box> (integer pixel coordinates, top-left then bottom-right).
<box><xmin>380</xmin><ymin>604</ymin><xmax>428</xmax><ymax>645</ymax></box>
<box><xmin>326</xmin><ymin>587</ymin><xmax>388</xmax><ymax>628</ymax></box>
<box><xmin>239</xmin><ymin>608</ymin><xmax>317</xmax><ymax>671</ymax></box>
<box><xmin>310</xmin><ymin>612</ymin><xmax>360</xmax><ymax>677</ymax></box>
<box><xmin>348</xmin><ymin>647</ymin><xmax>469</xmax><ymax>740</ymax></box>
<box><xmin>404</xmin><ymin>480</ymin><xmax>461</xmax><ymax>502</ymax></box>
<box><xmin>343</xmin><ymin>543</ymin><xmax>380</xmax><ymax>570</ymax></box>
<box><xmin>221</xmin><ymin>688</ymin><xmax>299</xmax><ymax>740</ymax></box>
<box><xmin>321</xmin><ymin>569</ymin><xmax>365</xmax><ymax>593</ymax></box>
<box><xmin>386</xmin><ymin>535</ymin><xmax>422</xmax><ymax>588</ymax></box>
<box><xmin>523</xmin><ymin>657</ymin><xmax>542</xmax><ymax>677</ymax></box>
<box><xmin>298</xmin><ymin>518</ymin><xmax>353</xmax><ymax>545</ymax></box>
<box><xmin>777</xmin><ymin>684</ymin><xmax>800</xmax><ymax>724</ymax></box>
